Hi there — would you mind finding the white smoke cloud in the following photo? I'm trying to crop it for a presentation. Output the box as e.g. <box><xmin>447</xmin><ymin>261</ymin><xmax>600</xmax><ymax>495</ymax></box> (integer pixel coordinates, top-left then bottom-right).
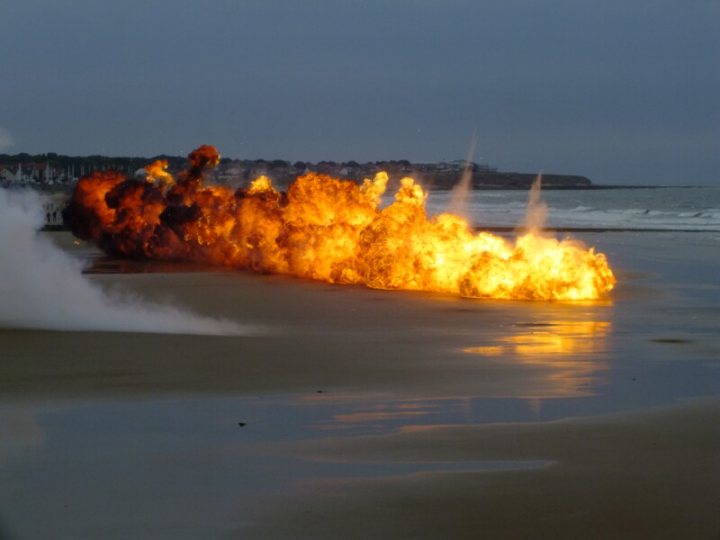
<box><xmin>0</xmin><ymin>127</ymin><xmax>15</xmax><ymax>151</ymax></box>
<box><xmin>0</xmin><ymin>188</ymin><xmax>251</xmax><ymax>335</ymax></box>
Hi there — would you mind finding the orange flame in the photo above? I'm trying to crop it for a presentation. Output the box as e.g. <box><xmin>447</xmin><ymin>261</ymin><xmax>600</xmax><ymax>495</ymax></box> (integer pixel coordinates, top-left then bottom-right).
<box><xmin>144</xmin><ymin>160</ymin><xmax>174</xmax><ymax>186</ymax></box>
<box><xmin>64</xmin><ymin>145</ymin><xmax>615</xmax><ymax>301</ymax></box>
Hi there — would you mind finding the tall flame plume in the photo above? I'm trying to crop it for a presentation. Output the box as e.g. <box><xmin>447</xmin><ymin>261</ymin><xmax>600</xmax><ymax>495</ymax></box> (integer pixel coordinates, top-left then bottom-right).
<box><xmin>64</xmin><ymin>145</ymin><xmax>615</xmax><ymax>301</ymax></box>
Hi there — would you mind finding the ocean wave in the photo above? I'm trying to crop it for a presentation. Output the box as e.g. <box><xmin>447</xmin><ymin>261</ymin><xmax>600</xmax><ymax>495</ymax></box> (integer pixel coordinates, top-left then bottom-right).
<box><xmin>422</xmin><ymin>187</ymin><xmax>720</xmax><ymax>232</ymax></box>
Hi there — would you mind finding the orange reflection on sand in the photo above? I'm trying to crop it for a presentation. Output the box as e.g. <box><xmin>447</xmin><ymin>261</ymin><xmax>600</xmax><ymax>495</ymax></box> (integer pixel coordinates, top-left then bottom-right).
<box><xmin>507</xmin><ymin>321</ymin><xmax>610</xmax><ymax>357</ymax></box>
<box><xmin>464</xmin><ymin>320</ymin><xmax>611</xmax><ymax>399</ymax></box>
<box><xmin>316</xmin><ymin>402</ymin><xmax>442</xmax><ymax>431</ymax></box>
<box><xmin>333</xmin><ymin>411</ymin><xmax>428</xmax><ymax>424</ymax></box>
<box><xmin>463</xmin><ymin>345</ymin><xmax>505</xmax><ymax>357</ymax></box>
<box><xmin>465</xmin><ymin>321</ymin><xmax>610</xmax><ymax>357</ymax></box>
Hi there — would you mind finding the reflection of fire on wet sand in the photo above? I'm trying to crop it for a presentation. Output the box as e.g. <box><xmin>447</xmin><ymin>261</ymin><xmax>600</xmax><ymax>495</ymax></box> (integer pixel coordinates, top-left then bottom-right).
<box><xmin>464</xmin><ymin>320</ymin><xmax>611</xmax><ymax>399</ymax></box>
<box><xmin>296</xmin><ymin>320</ymin><xmax>611</xmax><ymax>432</ymax></box>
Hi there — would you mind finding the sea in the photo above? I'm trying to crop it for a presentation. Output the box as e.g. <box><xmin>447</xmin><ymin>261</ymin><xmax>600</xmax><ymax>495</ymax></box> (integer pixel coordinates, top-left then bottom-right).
<box><xmin>421</xmin><ymin>186</ymin><xmax>720</xmax><ymax>233</ymax></box>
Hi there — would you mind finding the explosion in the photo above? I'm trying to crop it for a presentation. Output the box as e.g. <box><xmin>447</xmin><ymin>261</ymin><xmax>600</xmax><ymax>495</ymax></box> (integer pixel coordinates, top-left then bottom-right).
<box><xmin>65</xmin><ymin>145</ymin><xmax>615</xmax><ymax>301</ymax></box>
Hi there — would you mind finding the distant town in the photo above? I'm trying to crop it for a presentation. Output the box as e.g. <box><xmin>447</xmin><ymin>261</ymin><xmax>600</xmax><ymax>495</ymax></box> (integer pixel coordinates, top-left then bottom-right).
<box><xmin>0</xmin><ymin>152</ymin><xmax>593</xmax><ymax>229</ymax></box>
<box><xmin>0</xmin><ymin>152</ymin><xmax>593</xmax><ymax>192</ymax></box>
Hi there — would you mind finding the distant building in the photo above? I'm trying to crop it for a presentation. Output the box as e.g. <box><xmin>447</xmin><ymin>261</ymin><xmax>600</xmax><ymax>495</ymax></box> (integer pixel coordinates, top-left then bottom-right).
<box><xmin>0</xmin><ymin>161</ymin><xmax>77</xmax><ymax>186</ymax></box>
<box><xmin>0</xmin><ymin>166</ymin><xmax>16</xmax><ymax>182</ymax></box>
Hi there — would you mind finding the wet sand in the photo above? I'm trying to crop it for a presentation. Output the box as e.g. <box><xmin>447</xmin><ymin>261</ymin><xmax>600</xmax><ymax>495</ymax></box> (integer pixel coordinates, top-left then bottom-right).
<box><xmin>1</xmin><ymin>231</ymin><xmax>719</xmax><ymax>538</ymax></box>
<box><xmin>255</xmin><ymin>399</ymin><xmax>720</xmax><ymax>540</ymax></box>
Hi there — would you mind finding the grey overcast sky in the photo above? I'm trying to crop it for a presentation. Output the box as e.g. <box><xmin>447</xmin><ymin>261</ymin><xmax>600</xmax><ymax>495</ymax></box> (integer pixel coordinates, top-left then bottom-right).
<box><xmin>1</xmin><ymin>0</ymin><xmax>719</xmax><ymax>184</ymax></box>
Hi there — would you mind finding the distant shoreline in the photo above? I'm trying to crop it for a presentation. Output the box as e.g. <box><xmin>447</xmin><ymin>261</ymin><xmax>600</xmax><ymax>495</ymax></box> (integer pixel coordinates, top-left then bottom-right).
<box><xmin>1</xmin><ymin>151</ymin><xmax>711</xmax><ymax>191</ymax></box>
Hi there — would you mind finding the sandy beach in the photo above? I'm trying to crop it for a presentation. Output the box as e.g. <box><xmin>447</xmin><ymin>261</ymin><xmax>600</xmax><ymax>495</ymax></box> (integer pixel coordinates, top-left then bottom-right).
<box><xmin>1</xmin><ymin>231</ymin><xmax>719</xmax><ymax>539</ymax></box>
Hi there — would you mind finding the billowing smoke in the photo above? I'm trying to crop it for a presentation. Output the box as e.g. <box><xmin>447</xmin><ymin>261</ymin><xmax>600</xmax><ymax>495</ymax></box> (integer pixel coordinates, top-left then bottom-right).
<box><xmin>0</xmin><ymin>189</ymin><xmax>249</xmax><ymax>335</ymax></box>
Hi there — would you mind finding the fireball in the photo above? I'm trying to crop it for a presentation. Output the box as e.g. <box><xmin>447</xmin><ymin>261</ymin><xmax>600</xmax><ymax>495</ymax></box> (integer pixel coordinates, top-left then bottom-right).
<box><xmin>64</xmin><ymin>145</ymin><xmax>615</xmax><ymax>301</ymax></box>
